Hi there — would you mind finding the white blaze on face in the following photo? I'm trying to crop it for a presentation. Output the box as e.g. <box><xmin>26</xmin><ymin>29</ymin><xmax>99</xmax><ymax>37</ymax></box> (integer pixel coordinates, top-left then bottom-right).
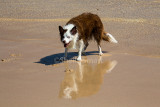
<box><xmin>62</xmin><ymin>24</ymin><xmax>75</xmax><ymax>44</ymax></box>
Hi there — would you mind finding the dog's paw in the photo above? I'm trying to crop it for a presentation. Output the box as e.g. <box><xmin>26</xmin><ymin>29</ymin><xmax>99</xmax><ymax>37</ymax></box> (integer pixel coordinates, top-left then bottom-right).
<box><xmin>99</xmin><ymin>52</ymin><xmax>103</xmax><ymax>56</ymax></box>
<box><xmin>76</xmin><ymin>57</ymin><xmax>81</xmax><ymax>61</ymax></box>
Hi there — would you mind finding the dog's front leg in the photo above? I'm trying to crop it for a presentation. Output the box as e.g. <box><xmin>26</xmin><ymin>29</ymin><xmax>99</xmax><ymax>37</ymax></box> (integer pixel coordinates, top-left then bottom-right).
<box><xmin>64</xmin><ymin>48</ymin><xmax>68</xmax><ymax>60</ymax></box>
<box><xmin>77</xmin><ymin>40</ymin><xmax>84</xmax><ymax>61</ymax></box>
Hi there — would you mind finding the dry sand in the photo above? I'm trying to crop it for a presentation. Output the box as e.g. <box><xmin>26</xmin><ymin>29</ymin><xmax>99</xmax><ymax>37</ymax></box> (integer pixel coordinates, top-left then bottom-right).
<box><xmin>0</xmin><ymin>0</ymin><xmax>160</xmax><ymax>107</ymax></box>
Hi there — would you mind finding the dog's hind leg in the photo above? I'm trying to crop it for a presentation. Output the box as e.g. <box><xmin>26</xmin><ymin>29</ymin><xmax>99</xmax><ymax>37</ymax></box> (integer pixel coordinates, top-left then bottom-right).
<box><xmin>95</xmin><ymin>37</ymin><xmax>103</xmax><ymax>56</ymax></box>
<box><xmin>84</xmin><ymin>42</ymin><xmax>89</xmax><ymax>51</ymax></box>
<box><xmin>93</xmin><ymin>26</ymin><xmax>103</xmax><ymax>56</ymax></box>
<box><xmin>82</xmin><ymin>42</ymin><xmax>89</xmax><ymax>55</ymax></box>
<box><xmin>98</xmin><ymin>45</ymin><xmax>103</xmax><ymax>56</ymax></box>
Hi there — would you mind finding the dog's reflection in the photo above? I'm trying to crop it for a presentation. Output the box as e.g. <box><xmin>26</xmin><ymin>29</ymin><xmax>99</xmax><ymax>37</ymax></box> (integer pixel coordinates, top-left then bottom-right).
<box><xmin>59</xmin><ymin>57</ymin><xmax>117</xmax><ymax>99</ymax></box>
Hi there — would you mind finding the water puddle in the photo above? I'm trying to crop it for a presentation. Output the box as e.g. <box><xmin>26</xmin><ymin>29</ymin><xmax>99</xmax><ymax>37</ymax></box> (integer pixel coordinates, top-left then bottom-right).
<box><xmin>59</xmin><ymin>56</ymin><xmax>117</xmax><ymax>99</ymax></box>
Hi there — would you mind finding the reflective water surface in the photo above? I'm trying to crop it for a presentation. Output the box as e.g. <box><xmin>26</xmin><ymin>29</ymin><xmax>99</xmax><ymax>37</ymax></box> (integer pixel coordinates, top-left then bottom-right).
<box><xmin>59</xmin><ymin>56</ymin><xmax>117</xmax><ymax>99</ymax></box>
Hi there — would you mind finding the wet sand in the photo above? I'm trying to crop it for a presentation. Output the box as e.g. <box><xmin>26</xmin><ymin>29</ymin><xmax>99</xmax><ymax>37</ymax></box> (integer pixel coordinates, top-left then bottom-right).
<box><xmin>0</xmin><ymin>0</ymin><xmax>160</xmax><ymax>107</ymax></box>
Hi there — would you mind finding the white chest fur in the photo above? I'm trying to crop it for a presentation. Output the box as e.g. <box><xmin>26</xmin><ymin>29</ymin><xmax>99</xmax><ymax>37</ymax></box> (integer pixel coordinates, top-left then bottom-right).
<box><xmin>67</xmin><ymin>34</ymin><xmax>79</xmax><ymax>50</ymax></box>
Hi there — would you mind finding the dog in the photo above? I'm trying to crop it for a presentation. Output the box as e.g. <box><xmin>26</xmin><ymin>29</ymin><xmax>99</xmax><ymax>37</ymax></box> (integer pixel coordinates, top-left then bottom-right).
<box><xmin>59</xmin><ymin>13</ymin><xmax>118</xmax><ymax>61</ymax></box>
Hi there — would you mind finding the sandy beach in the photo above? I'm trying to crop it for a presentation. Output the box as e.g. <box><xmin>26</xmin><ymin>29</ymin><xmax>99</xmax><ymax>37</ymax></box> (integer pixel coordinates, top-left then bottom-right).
<box><xmin>0</xmin><ymin>0</ymin><xmax>160</xmax><ymax>107</ymax></box>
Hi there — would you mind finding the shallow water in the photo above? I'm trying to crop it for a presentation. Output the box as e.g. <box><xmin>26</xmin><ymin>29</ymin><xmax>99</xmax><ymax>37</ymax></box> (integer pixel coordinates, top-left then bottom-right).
<box><xmin>1</xmin><ymin>53</ymin><xmax>160</xmax><ymax>107</ymax></box>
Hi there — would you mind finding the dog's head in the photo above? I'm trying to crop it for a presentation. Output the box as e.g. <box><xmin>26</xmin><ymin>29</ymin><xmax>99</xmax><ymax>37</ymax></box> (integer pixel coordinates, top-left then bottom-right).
<box><xmin>59</xmin><ymin>24</ymin><xmax>77</xmax><ymax>48</ymax></box>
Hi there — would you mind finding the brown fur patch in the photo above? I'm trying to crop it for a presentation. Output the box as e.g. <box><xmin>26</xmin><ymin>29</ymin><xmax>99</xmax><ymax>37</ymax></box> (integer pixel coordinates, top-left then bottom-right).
<box><xmin>66</xmin><ymin>13</ymin><xmax>109</xmax><ymax>45</ymax></box>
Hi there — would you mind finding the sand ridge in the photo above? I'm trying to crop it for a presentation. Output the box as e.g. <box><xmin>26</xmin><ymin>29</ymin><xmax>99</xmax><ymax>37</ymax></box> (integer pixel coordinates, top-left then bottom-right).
<box><xmin>0</xmin><ymin>18</ymin><xmax>160</xmax><ymax>26</ymax></box>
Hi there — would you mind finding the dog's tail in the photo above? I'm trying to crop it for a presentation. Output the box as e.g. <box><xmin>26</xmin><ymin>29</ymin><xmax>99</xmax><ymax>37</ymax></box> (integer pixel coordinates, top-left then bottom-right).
<box><xmin>102</xmin><ymin>32</ymin><xmax>118</xmax><ymax>43</ymax></box>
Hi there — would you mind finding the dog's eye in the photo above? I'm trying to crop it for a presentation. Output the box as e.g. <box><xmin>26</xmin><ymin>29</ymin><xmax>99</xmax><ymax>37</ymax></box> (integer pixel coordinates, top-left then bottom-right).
<box><xmin>67</xmin><ymin>36</ymin><xmax>70</xmax><ymax>39</ymax></box>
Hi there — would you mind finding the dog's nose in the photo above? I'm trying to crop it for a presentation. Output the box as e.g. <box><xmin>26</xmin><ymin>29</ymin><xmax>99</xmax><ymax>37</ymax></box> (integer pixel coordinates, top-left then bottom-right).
<box><xmin>63</xmin><ymin>40</ymin><xmax>66</xmax><ymax>44</ymax></box>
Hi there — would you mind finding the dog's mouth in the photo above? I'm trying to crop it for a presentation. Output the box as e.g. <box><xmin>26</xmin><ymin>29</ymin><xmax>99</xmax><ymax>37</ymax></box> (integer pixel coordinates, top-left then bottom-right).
<box><xmin>64</xmin><ymin>42</ymin><xmax>71</xmax><ymax>47</ymax></box>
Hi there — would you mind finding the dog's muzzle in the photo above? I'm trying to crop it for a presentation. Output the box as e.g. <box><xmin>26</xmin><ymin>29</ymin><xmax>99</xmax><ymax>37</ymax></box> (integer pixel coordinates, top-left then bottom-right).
<box><xmin>63</xmin><ymin>41</ymin><xmax>71</xmax><ymax>47</ymax></box>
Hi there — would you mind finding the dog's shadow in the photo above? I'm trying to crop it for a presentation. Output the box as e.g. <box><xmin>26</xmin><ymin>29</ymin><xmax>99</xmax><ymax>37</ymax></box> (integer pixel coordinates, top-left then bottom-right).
<box><xmin>36</xmin><ymin>51</ymin><xmax>107</xmax><ymax>65</ymax></box>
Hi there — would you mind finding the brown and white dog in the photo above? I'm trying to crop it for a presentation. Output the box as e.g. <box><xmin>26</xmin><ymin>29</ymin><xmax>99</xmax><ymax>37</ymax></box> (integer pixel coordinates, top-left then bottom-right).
<box><xmin>59</xmin><ymin>13</ymin><xmax>118</xmax><ymax>61</ymax></box>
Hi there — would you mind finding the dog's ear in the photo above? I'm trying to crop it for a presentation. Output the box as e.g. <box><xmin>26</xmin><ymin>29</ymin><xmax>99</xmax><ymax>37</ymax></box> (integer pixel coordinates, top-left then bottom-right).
<box><xmin>59</xmin><ymin>26</ymin><xmax>64</xmax><ymax>34</ymax></box>
<box><xmin>71</xmin><ymin>26</ymin><xmax>77</xmax><ymax>35</ymax></box>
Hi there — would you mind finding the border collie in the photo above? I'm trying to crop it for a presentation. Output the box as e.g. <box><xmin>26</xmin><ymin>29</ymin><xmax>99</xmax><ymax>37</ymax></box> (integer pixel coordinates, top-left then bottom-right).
<box><xmin>59</xmin><ymin>13</ymin><xmax>118</xmax><ymax>61</ymax></box>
